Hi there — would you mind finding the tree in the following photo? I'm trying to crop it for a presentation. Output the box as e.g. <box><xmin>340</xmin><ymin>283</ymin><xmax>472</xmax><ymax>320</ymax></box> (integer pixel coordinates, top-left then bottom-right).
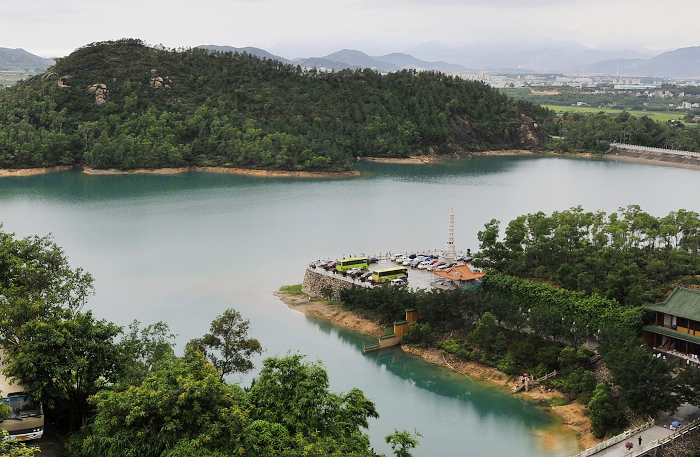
<box><xmin>588</xmin><ymin>382</ymin><xmax>626</xmax><ymax>438</ymax></box>
<box><xmin>4</xmin><ymin>311</ymin><xmax>122</xmax><ymax>429</ymax></box>
<box><xmin>117</xmin><ymin>320</ymin><xmax>177</xmax><ymax>386</ymax></box>
<box><xmin>76</xmin><ymin>352</ymin><xmax>387</xmax><ymax>457</ymax></box>
<box><xmin>599</xmin><ymin>329</ymin><xmax>681</xmax><ymax>418</ymax></box>
<box><xmin>0</xmin><ymin>228</ymin><xmax>120</xmax><ymax>429</ymax></box>
<box><xmin>247</xmin><ymin>353</ymin><xmax>379</xmax><ymax>455</ymax></box>
<box><xmin>75</xmin><ymin>349</ymin><xmax>248</xmax><ymax>457</ymax></box>
<box><xmin>385</xmin><ymin>429</ymin><xmax>421</xmax><ymax>457</ymax></box>
<box><xmin>188</xmin><ymin>308</ymin><xmax>262</xmax><ymax>379</ymax></box>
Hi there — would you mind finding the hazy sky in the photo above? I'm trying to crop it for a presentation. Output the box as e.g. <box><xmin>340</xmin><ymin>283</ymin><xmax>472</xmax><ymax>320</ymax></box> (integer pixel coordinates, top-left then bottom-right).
<box><xmin>3</xmin><ymin>0</ymin><xmax>698</xmax><ymax>58</ymax></box>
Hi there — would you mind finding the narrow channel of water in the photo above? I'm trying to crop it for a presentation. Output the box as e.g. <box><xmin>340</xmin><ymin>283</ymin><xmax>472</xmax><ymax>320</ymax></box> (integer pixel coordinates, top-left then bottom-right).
<box><xmin>2</xmin><ymin>156</ymin><xmax>699</xmax><ymax>455</ymax></box>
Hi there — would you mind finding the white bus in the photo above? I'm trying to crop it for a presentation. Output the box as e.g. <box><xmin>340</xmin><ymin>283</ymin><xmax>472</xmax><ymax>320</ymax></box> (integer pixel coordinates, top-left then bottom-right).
<box><xmin>0</xmin><ymin>358</ymin><xmax>43</xmax><ymax>441</ymax></box>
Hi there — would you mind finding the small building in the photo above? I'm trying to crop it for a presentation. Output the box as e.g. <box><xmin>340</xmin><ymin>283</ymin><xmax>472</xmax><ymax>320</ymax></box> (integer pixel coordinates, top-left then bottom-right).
<box><xmin>643</xmin><ymin>286</ymin><xmax>700</xmax><ymax>357</ymax></box>
<box><xmin>431</xmin><ymin>264</ymin><xmax>486</xmax><ymax>290</ymax></box>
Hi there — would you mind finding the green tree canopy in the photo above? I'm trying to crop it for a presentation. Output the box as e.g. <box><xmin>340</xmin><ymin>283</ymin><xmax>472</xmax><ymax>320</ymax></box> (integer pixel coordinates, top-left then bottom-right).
<box><xmin>188</xmin><ymin>308</ymin><xmax>262</xmax><ymax>380</ymax></box>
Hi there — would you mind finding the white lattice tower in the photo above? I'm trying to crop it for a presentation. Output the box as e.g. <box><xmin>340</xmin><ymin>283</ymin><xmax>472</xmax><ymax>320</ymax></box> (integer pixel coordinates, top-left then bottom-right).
<box><xmin>444</xmin><ymin>208</ymin><xmax>456</xmax><ymax>259</ymax></box>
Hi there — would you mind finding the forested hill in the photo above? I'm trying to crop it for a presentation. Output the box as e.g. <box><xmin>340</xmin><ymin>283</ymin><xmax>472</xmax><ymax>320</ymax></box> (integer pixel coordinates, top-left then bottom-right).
<box><xmin>0</xmin><ymin>39</ymin><xmax>549</xmax><ymax>172</ymax></box>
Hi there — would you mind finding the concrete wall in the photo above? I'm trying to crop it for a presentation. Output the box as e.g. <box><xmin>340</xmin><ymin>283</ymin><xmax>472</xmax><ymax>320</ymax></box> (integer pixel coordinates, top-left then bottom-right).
<box><xmin>656</xmin><ymin>425</ymin><xmax>700</xmax><ymax>457</ymax></box>
<box><xmin>301</xmin><ymin>268</ymin><xmax>357</xmax><ymax>301</ymax></box>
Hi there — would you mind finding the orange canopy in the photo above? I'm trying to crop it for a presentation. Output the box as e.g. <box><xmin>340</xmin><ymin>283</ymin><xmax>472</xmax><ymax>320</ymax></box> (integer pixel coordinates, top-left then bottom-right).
<box><xmin>433</xmin><ymin>264</ymin><xmax>486</xmax><ymax>281</ymax></box>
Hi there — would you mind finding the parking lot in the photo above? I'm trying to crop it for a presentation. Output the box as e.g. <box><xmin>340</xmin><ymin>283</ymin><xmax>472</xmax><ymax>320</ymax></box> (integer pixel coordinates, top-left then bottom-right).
<box><xmin>312</xmin><ymin>251</ymin><xmax>474</xmax><ymax>291</ymax></box>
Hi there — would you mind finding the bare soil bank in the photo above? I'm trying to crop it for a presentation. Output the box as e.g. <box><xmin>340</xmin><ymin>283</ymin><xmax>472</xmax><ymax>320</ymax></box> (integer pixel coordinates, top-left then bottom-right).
<box><xmin>277</xmin><ymin>291</ymin><xmax>599</xmax><ymax>451</ymax></box>
<box><xmin>0</xmin><ymin>166</ymin><xmax>72</xmax><ymax>177</ymax></box>
<box><xmin>83</xmin><ymin>166</ymin><xmax>360</xmax><ymax>178</ymax></box>
<box><xmin>0</xmin><ymin>165</ymin><xmax>358</xmax><ymax>178</ymax></box>
<box><xmin>603</xmin><ymin>148</ymin><xmax>700</xmax><ymax>171</ymax></box>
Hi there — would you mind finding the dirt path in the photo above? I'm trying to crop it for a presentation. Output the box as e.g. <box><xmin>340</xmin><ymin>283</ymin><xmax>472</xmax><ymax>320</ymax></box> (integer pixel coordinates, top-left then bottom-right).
<box><xmin>277</xmin><ymin>291</ymin><xmax>600</xmax><ymax>451</ymax></box>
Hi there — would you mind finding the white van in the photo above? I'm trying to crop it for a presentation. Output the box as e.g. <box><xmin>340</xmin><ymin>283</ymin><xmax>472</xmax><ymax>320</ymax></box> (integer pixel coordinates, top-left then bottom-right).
<box><xmin>390</xmin><ymin>276</ymin><xmax>408</xmax><ymax>287</ymax></box>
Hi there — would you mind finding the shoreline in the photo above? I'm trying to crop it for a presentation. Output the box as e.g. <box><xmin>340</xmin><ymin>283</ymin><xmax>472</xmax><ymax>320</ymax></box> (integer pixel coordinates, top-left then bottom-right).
<box><xmin>4</xmin><ymin>148</ymin><xmax>697</xmax><ymax>177</ymax></box>
<box><xmin>0</xmin><ymin>165</ymin><xmax>359</xmax><ymax>178</ymax></box>
<box><xmin>276</xmin><ymin>291</ymin><xmax>599</xmax><ymax>451</ymax></box>
<box><xmin>602</xmin><ymin>148</ymin><xmax>700</xmax><ymax>171</ymax></box>
<box><xmin>0</xmin><ymin>166</ymin><xmax>73</xmax><ymax>177</ymax></box>
<box><xmin>83</xmin><ymin>166</ymin><xmax>361</xmax><ymax>178</ymax></box>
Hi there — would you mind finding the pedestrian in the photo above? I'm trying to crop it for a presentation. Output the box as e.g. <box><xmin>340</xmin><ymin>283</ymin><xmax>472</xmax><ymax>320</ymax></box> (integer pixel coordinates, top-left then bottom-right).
<box><xmin>638</xmin><ymin>436</ymin><xmax>642</xmax><ymax>446</ymax></box>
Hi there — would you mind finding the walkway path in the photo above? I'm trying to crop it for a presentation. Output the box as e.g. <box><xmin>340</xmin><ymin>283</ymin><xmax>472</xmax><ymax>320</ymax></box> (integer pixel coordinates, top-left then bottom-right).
<box><xmin>585</xmin><ymin>404</ymin><xmax>700</xmax><ymax>457</ymax></box>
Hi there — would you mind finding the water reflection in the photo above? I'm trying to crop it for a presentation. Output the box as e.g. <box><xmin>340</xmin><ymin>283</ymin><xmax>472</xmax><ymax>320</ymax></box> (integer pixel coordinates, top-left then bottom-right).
<box><xmin>306</xmin><ymin>314</ymin><xmax>556</xmax><ymax>430</ymax></box>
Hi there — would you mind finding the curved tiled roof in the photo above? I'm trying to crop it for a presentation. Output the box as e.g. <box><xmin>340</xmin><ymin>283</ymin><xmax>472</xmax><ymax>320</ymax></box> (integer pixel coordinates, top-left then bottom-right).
<box><xmin>645</xmin><ymin>286</ymin><xmax>700</xmax><ymax>321</ymax></box>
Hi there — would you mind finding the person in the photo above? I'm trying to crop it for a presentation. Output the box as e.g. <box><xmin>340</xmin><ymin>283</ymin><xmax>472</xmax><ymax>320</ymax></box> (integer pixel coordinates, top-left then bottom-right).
<box><xmin>638</xmin><ymin>436</ymin><xmax>642</xmax><ymax>446</ymax></box>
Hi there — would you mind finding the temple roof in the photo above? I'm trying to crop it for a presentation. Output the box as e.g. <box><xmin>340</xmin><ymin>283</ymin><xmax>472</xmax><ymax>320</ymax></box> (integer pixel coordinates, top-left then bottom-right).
<box><xmin>645</xmin><ymin>286</ymin><xmax>700</xmax><ymax>321</ymax></box>
<box><xmin>433</xmin><ymin>264</ymin><xmax>486</xmax><ymax>281</ymax></box>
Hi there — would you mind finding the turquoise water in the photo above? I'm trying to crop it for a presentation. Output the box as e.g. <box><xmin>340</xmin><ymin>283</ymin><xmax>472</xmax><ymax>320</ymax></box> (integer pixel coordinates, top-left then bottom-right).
<box><xmin>3</xmin><ymin>156</ymin><xmax>700</xmax><ymax>455</ymax></box>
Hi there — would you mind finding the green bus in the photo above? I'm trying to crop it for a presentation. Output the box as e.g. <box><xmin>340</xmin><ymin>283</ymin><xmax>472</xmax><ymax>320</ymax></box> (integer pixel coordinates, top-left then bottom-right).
<box><xmin>336</xmin><ymin>257</ymin><xmax>370</xmax><ymax>272</ymax></box>
<box><xmin>372</xmin><ymin>267</ymin><xmax>408</xmax><ymax>283</ymax></box>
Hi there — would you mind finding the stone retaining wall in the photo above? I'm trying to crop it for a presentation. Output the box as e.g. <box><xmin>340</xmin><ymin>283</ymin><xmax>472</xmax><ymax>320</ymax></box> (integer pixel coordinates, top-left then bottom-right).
<box><xmin>656</xmin><ymin>426</ymin><xmax>700</xmax><ymax>457</ymax></box>
<box><xmin>301</xmin><ymin>268</ymin><xmax>358</xmax><ymax>301</ymax></box>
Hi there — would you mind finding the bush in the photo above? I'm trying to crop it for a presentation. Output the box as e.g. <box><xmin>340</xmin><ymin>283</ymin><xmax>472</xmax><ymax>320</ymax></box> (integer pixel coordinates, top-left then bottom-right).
<box><xmin>402</xmin><ymin>323</ymin><xmax>437</xmax><ymax>346</ymax></box>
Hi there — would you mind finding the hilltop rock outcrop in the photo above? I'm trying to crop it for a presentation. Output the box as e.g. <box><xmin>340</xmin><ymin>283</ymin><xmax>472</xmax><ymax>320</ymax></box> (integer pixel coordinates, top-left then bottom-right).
<box><xmin>87</xmin><ymin>83</ymin><xmax>109</xmax><ymax>105</ymax></box>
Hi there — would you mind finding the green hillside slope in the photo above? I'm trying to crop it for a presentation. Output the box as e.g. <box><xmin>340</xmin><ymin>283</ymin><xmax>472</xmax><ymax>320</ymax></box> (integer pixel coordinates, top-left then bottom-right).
<box><xmin>0</xmin><ymin>39</ymin><xmax>549</xmax><ymax>171</ymax></box>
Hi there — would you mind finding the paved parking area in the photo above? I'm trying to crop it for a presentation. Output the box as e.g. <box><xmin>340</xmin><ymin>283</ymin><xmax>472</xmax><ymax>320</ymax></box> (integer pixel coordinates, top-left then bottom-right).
<box><xmin>314</xmin><ymin>254</ymin><xmax>472</xmax><ymax>291</ymax></box>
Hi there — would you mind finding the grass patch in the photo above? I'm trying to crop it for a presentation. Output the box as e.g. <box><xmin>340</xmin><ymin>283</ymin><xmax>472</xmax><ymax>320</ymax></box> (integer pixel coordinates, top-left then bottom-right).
<box><xmin>543</xmin><ymin>104</ymin><xmax>688</xmax><ymax>124</ymax></box>
<box><xmin>278</xmin><ymin>284</ymin><xmax>304</xmax><ymax>296</ymax></box>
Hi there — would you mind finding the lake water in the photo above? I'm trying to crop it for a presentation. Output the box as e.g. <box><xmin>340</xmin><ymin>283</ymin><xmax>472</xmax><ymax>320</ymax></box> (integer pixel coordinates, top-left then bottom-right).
<box><xmin>2</xmin><ymin>156</ymin><xmax>700</xmax><ymax>456</ymax></box>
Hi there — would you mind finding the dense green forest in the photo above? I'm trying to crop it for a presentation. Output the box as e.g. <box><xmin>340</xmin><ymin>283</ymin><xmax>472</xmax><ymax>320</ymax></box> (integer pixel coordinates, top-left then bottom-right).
<box><xmin>0</xmin><ymin>39</ymin><xmax>548</xmax><ymax>172</ymax></box>
<box><xmin>475</xmin><ymin>205</ymin><xmax>700</xmax><ymax>305</ymax></box>
<box><xmin>0</xmin><ymin>227</ymin><xmax>419</xmax><ymax>456</ymax></box>
<box><xmin>545</xmin><ymin>111</ymin><xmax>700</xmax><ymax>152</ymax></box>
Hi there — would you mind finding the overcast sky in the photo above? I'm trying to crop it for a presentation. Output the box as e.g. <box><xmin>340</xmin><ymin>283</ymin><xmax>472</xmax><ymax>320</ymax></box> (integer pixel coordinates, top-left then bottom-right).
<box><xmin>3</xmin><ymin>0</ymin><xmax>699</xmax><ymax>58</ymax></box>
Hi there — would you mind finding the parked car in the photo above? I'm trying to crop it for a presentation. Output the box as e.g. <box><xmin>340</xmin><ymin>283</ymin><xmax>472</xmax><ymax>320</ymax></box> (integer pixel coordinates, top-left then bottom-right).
<box><xmin>326</xmin><ymin>261</ymin><xmax>337</xmax><ymax>269</ymax></box>
<box><xmin>347</xmin><ymin>268</ymin><xmax>363</xmax><ymax>276</ymax></box>
<box><xmin>360</xmin><ymin>272</ymin><xmax>373</xmax><ymax>281</ymax></box>
<box><xmin>369</xmin><ymin>257</ymin><xmax>379</xmax><ymax>264</ymax></box>
<box><xmin>463</xmin><ymin>256</ymin><xmax>473</xmax><ymax>263</ymax></box>
<box><xmin>427</xmin><ymin>261</ymin><xmax>446</xmax><ymax>271</ymax></box>
<box><xmin>408</xmin><ymin>254</ymin><xmax>417</xmax><ymax>259</ymax></box>
<box><xmin>417</xmin><ymin>260</ymin><xmax>432</xmax><ymax>269</ymax></box>
<box><xmin>402</xmin><ymin>259</ymin><xmax>413</xmax><ymax>266</ymax></box>
<box><xmin>429</xmin><ymin>259</ymin><xmax>439</xmax><ymax>265</ymax></box>
<box><xmin>390</xmin><ymin>276</ymin><xmax>408</xmax><ymax>287</ymax></box>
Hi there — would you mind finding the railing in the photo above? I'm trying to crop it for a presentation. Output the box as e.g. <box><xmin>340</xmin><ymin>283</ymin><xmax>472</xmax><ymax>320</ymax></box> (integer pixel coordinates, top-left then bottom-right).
<box><xmin>609</xmin><ymin>142</ymin><xmax>700</xmax><ymax>159</ymax></box>
<box><xmin>569</xmin><ymin>420</ymin><xmax>655</xmax><ymax>457</ymax></box>
<box><xmin>621</xmin><ymin>417</ymin><xmax>700</xmax><ymax>457</ymax></box>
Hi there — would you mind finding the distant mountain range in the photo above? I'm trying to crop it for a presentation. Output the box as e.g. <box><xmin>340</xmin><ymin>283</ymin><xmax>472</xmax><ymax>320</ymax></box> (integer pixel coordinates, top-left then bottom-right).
<box><xmin>0</xmin><ymin>47</ymin><xmax>54</xmax><ymax>71</ymax></box>
<box><xmin>585</xmin><ymin>46</ymin><xmax>700</xmax><ymax>78</ymax></box>
<box><xmin>197</xmin><ymin>45</ymin><xmax>469</xmax><ymax>73</ymax></box>
<box><xmin>5</xmin><ymin>42</ymin><xmax>699</xmax><ymax>79</ymax></box>
<box><xmin>196</xmin><ymin>42</ymin><xmax>699</xmax><ymax>77</ymax></box>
